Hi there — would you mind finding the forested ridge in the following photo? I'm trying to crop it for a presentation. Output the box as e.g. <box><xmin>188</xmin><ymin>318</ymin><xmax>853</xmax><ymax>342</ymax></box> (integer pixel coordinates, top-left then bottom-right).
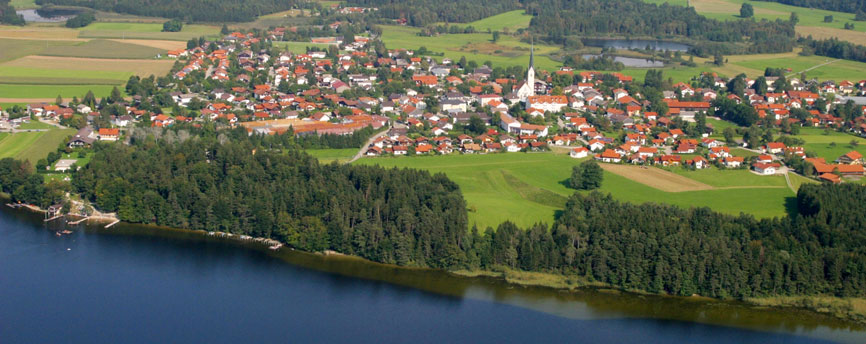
<box><xmin>1</xmin><ymin>126</ymin><xmax>865</xmax><ymax>300</ymax></box>
<box><xmin>344</xmin><ymin>0</ymin><xmax>520</xmax><ymax>27</ymax></box>
<box><xmin>34</xmin><ymin>0</ymin><xmax>304</xmax><ymax>22</ymax></box>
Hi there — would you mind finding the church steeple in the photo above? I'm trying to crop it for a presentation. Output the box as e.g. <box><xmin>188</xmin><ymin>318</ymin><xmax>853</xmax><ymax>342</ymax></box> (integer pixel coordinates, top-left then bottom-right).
<box><xmin>529</xmin><ymin>43</ymin><xmax>535</xmax><ymax>70</ymax></box>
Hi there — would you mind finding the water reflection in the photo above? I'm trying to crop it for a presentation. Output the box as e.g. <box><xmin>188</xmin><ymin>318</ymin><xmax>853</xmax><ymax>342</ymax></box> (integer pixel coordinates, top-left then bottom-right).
<box><xmin>2</xmin><ymin>207</ymin><xmax>865</xmax><ymax>343</ymax></box>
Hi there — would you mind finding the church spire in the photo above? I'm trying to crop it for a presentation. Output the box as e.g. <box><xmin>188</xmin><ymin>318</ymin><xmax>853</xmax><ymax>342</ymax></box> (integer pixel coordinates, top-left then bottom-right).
<box><xmin>529</xmin><ymin>41</ymin><xmax>535</xmax><ymax>70</ymax></box>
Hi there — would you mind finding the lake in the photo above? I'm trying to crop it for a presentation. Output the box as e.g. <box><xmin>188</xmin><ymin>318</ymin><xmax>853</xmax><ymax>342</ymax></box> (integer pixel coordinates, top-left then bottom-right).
<box><xmin>16</xmin><ymin>9</ymin><xmax>78</xmax><ymax>23</ymax></box>
<box><xmin>2</xmin><ymin>208</ymin><xmax>865</xmax><ymax>343</ymax></box>
<box><xmin>582</xmin><ymin>54</ymin><xmax>665</xmax><ymax>68</ymax></box>
<box><xmin>583</xmin><ymin>39</ymin><xmax>691</xmax><ymax>52</ymax></box>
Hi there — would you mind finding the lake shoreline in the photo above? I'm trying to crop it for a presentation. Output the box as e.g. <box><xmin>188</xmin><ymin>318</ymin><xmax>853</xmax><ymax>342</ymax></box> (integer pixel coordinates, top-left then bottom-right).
<box><xmin>5</xmin><ymin>198</ymin><xmax>866</xmax><ymax>327</ymax></box>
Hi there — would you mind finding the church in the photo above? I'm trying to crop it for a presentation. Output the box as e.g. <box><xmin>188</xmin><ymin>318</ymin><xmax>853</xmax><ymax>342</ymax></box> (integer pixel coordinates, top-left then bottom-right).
<box><xmin>515</xmin><ymin>44</ymin><xmax>547</xmax><ymax>103</ymax></box>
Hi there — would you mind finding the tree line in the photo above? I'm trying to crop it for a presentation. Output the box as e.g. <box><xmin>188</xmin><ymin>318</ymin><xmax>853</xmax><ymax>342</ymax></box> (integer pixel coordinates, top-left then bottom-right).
<box><xmin>34</xmin><ymin>0</ymin><xmax>308</xmax><ymax>22</ymax></box>
<box><xmin>0</xmin><ymin>0</ymin><xmax>24</xmax><ymax>25</ymax></box>
<box><xmin>346</xmin><ymin>0</ymin><xmax>520</xmax><ymax>27</ymax></box>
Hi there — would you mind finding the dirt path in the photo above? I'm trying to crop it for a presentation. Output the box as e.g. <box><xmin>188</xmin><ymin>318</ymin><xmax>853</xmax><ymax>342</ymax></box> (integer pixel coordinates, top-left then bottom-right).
<box><xmin>600</xmin><ymin>163</ymin><xmax>714</xmax><ymax>192</ymax></box>
<box><xmin>788</xmin><ymin>59</ymin><xmax>839</xmax><ymax>78</ymax></box>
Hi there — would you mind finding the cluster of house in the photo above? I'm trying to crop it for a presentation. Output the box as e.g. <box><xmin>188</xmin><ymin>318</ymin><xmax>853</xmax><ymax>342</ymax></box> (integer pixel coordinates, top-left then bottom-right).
<box><xmin>67</xmin><ymin>126</ymin><xmax>120</xmax><ymax>147</ymax></box>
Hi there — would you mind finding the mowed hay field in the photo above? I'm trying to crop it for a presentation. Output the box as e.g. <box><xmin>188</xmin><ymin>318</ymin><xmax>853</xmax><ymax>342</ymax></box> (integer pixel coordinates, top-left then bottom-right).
<box><xmin>78</xmin><ymin>22</ymin><xmax>220</xmax><ymax>41</ymax></box>
<box><xmin>355</xmin><ymin>153</ymin><xmax>793</xmax><ymax>229</ymax></box>
<box><xmin>600</xmin><ymin>164</ymin><xmax>712</xmax><ymax>192</ymax></box>
<box><xmin>39</xmin><ymin>39</ymin><xmax>164</xmax><ymax>59</ymax></box>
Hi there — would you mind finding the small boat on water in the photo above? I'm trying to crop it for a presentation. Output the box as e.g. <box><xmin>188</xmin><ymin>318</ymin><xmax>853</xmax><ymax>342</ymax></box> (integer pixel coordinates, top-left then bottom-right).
<box><xmin>269</xmin><ymin>243</ymin><xmax>283</xmax><ymax>250</ymax></box>
<box><xmin>60</xmin><ymin>230</ymin><xmax>72</xmax><ymax>235</ymax></box>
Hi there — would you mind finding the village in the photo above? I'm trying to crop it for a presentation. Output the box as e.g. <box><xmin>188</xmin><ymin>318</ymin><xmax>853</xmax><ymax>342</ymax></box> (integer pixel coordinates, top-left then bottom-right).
<box><xmin>1</xmin><ymin>21</ymin><xmax>865</xmax><ymax>187</ymax></box>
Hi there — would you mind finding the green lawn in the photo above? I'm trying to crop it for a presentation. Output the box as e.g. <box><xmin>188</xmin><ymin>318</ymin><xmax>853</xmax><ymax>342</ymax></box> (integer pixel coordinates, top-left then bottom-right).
<box><xmin>16</xmin><ymin>121</ymin><xmax>54</xmax><ymax>130</ymax></box>
<box><xmin>379</xmin><ymin>25</ymin><xmax>561</xmax><ymax>70</ymax></box>
<box><xmin>732</xmin><ymin>55</ymin><xmax>866</xmax><ymax>81</ymax></box>
<box><xmin>731</xmin><ymin>148</ymin><xmax>759</xmax><ymax>158</ymax></box>
<box><xmin>0</xmin><ymin>131</ymin><xmax>44</xmax><ymax>160</ymax></box>
<box><xmin>789</xmin><ymin>172</ymin><xmax>818</xmax><ymax>191</ymax></box>
<box><xmin>0</xmin><ymin>66</ymin><xmax>131</xmax><ymax>81</ymax></box>
<box><xmin>795</xmin><ymin>127</ymin><xmax>866</xmax><ymax>161</ymax></box>
<box><xmin>39</xmin><ymin>39</ymin><xmax>165</xmax><ymax>59</ymax></box>
<box><xmin>466</xmin><ymin>10</ymin><xmax>533</xmax><ymax>32</ymax></box>
<box><xmin>14</xmin><ymin>129</ymin><xmax>76</xmax><ymax>163</ymax></box>
<box><xmin>356</xmin><ymin>152</ymin><xmax>793</xmax><ymax>229</ymax></box>
<box><xmin>670</xmin><ymin>168</ymin><xmax>788</xmax><ymax>187</ymax></box>
<box><xmin>305</xmin><ymin>148</ymin><xmax>357</xmax><ymax>163</ymax></box>
<box><xmin>78</xmin><ymin>23</ymin><xmax>220</xmax><ymax>41</ymax></box>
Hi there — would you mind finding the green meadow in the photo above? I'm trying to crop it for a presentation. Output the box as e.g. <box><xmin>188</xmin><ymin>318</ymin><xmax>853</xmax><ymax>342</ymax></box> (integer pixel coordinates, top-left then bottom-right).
<box><xmin>2</xmin><ymin>128</ymin><xmax>76</xmax><ymax>163</ymax></box>
<box><xmin>379</xmin><ymin>25</ymin><xmax>561</xmax><ymax>70</ymax></box>
<box><xmin>464</xmin><ymin>10</ymin><xmax>533</xmax><ymax>32</ymax></box>
<box><xmin>355</xmin><ymin>152</ymin><xmax>792</xmax><ymax>229</ymax></box>
<box><xmin>39</xmin><ymin>39</ymin><xmax>164</xmax><ymax>59</ymax></box>
<box><xmin>0</xmin><ymin>38</ymin><xmax>77</xmax><ymax>63</ymax></box>
<box><xmin>795</xmin><ymin>127</ymin><xmax>866</xmax><ymax>162</ymax></box>
<box><xmin>78</xmin><ymin>23</ymin><xmax>220</xmax><ymax>41</ymax></box>
<box><xmin>305</xmin><ymin>148</ymin><xmax>357</xmax><ymax>163</ymax></box>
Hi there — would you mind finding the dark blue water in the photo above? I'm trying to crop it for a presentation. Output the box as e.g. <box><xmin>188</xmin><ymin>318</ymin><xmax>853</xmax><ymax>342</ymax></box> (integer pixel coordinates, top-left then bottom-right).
<box><xmin>0</xmin><ymin>209</ymin><xmax>861</xmax><ymax>343</ymax></box>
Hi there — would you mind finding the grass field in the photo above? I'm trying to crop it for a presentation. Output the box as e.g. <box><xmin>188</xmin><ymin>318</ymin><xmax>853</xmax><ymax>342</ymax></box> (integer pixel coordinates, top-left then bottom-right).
<box><xmin>16</xmin><ymin>121</ymin><xmax>54</xmax><ymax>130</ymax></box>
<box><xmin>39</xmin><ymin>39</ymin><xmax>164</xmax><ymax>59</ymax></box>
<box><xmin>379</xmin><ymin>25</ymin><xmax>562</xmax><ymax>70</ymax></box>
<box><xmin>1</xmin><ymin>56</ymin><xmax>173</xmax><ymax>76</ymax></box>
<box><xmin>0</xmin><ymin>38</ymin><xmax>78</xmax><ymax>63</ymax></box>
<box><xmin>305</xmin><ymin>148</ymin><xmax>357</xmax><ymax>163</ymax></box>
<box><xmin>0</xmin><ymin>131</ymin><xmax>43</xmax><ymax>160</ymax></box>
<box><xmin>795</xmin><ymin>127</ymin><xmax>866</xmax><ymax>162</ymax></box>
<box><xmin>600</xmin><ymin>163</ymin><xmax>713</xmax><ymax>191</ymax></box>
<box><xmin>78</xmin><ymin>23</ymin><xmax>220</xmax><ymax>41</ymax></box>
<box><xmin>670</xmin><ymin>168</ymin><xmax>788</xmax><ymax>187</ymax></box>
<box><xmin>9</xmin><ymin>129</ymin><xmax>76</xmax><ymax>163</ymax></box>
<box><xmin>356</xmin><ymin>153</ymin><xmax>793</xmax><ymax>228</ymax></box>
<box><xmin>465</xmin><ymin>10</ymin><xmax>533</xmax><ymax>32</ymax></box>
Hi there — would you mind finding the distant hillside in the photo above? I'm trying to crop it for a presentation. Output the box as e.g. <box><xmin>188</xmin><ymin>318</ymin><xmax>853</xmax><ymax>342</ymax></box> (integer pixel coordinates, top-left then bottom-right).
<box><xmin>34</xmin><ymin>0</ymin><xmax>302</xmax><ymax>22</ymax></box>
<box><xmin>753</xmin><ymin>0</ymin><xmax>866</xmax><ymax>14</ymax></box>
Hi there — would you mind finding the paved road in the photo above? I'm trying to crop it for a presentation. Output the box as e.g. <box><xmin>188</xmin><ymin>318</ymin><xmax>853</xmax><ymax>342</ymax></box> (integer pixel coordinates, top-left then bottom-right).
<box><xmin>346</xmin><ymin>124</ymin><xmax>399</xmax><ymax>164</ymax></box>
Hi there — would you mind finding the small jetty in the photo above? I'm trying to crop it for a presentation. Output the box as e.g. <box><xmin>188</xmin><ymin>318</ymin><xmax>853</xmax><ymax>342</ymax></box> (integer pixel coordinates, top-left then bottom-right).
<box><xmin>68</xmin><ymin>216</ymin><xmax>89</xmax><ymax>225</ymax></box>
<box><xmin>6</xmin><ymin>203</ymin><xmax>23</xmax><ymax>209</ymax></box>
<box><xmin>104</xmin><ymin>220</ymin><xmax>120</xmax><ymax>228</ymax></box>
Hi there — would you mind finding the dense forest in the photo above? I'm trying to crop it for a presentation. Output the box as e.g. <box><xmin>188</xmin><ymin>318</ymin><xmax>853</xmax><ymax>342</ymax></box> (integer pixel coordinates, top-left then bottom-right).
<box><xmin>71</xmin><ymin>127</ymin><xmax>468</xmax><ymax>267</ymax></box>
<box><xmin>800</xmin><ymin>37</ymin><xmax>866</xmax><ymax>65</ymax></box>
<box><xmin>345</xmin><ymin>0</ymin><xmax>520</xmax><ymax>27</ymax></box>
<box><xmin>2</xmin><ymin>126</ymin><xmax>865</xmax><ymax>299</ymax></box>
<box><xmin>34</xmin><ymin>0</ymin><xmax>304</xmax><ymax>22</ymax></box>
<box><xmin>753</xmin><ymin>0</ymin><xmax>866</xmax><ymax>14</ymax></box>
<box><xmin>527</xmin><ymin>0</ymin><xmax>795</xmax><ymax>54</ymax></box>
<box><xmin>0</xmin><ymin>0</ymin><xmax>24</xmax><ymax>25</ymax></box>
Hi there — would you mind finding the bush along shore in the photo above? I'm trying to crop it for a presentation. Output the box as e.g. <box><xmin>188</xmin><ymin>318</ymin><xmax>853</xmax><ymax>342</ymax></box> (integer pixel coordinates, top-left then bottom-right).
<box><xmin>1</xmin><ymin>126</ymin><xmax>865</xmax><ymax>323</ymax></box>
